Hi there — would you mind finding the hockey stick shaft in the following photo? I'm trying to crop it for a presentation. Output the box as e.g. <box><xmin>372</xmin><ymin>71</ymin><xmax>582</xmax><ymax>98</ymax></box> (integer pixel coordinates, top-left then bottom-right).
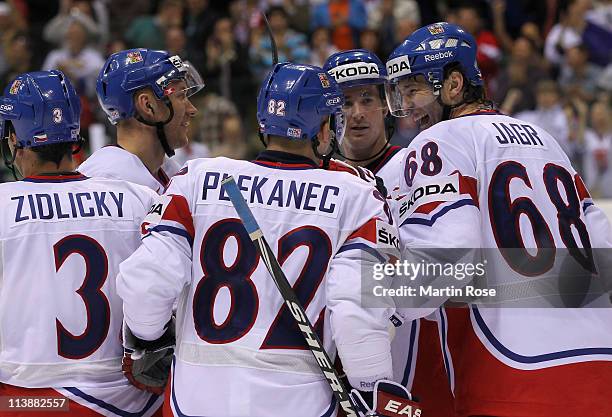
<box><xmin>222</xmin><ymin>176</ymin><xmax>358</xmax><ymax>417</ymax></box>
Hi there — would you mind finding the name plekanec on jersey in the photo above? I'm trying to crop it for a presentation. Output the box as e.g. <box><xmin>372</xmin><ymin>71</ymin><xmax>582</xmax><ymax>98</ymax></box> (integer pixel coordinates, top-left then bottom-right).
<box><xmin>200</xmin><ymin>172</ymin><xmax>344</xmax><ymax>216</ymax></box>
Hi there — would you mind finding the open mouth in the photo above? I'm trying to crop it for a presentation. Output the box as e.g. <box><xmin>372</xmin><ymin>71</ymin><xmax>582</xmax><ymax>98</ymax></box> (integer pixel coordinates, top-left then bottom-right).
<box><xmin>414</xmin><ymin>113</ymin><xmax>431</xmax><ymax>129</ymax></box>
<box><xmin>350</xmin><ymin>125</ymin><xmax>369</xmax><ymax>132</ymax></box>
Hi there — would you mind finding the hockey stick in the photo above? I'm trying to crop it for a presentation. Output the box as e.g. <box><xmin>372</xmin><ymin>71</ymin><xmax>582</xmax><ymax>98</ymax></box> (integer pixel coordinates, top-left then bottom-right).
<box><xmin>222</xmin><ymin>176</ymin><xmax>359</xmax><ymax>417</ymax></box>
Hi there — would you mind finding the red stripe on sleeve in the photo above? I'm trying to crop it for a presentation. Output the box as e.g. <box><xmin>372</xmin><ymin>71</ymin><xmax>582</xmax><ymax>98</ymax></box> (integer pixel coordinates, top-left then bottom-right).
<box><xmin>162</xmin><ymin>195</ymin><xmax>195</xmax><ymax>238</ymax></box>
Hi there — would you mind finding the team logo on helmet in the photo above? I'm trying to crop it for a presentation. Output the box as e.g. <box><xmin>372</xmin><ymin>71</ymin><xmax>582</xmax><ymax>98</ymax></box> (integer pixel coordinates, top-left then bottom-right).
<box><xmin>427</xmin><ymin>24</ymin><xmax>445</xmax><ymax>35</ymax></box>
<box><xmin>287</xmin><ymin>127</ymin><xmax>302</xmax><ymax>138</ymax></box>
<box><xmin>9</xmin><ymin>80</ymin><xmax>21</xmax><ymax>95</ymax></box>
<box><xmin>318</xmin><ymin>73</ymin><xmax>331</xmax><ymax>88</ymax></box>
<box><xmin>126</xmin><ymin>51</ymin><xmax>144</xmax><ymax>64</ymax></box>
<box><xmin>33</xmin><ymin>134</ymin><xmax>48</xmax><ymax>144</ymax></box>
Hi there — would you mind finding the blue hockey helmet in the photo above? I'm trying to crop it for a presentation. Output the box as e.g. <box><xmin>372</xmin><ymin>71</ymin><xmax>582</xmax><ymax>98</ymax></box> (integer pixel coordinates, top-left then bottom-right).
<box><xmin>323</xmin><ymin>49</ymin><xmax>392</xmax><ymax>163</ymax></box>
<box><xmin>0</xmin><ymin>70</ymin><xmax>81</xmax><ymax>148</ymax></box>
<box><xmin>323</xmin><ymin>49</ymin><xmax>387</xmax><ymax>89</ymax></box>
<box><xmin>96</xmin><ymin>48</ymin><xmax>204</xmax><ymax>125</ymax></box>
<box><xmin>257</xmin><ymin>62</ymin><xmax>345</xmax><ymax>143</ymax></box>
<box><xmin>385</xmin><ymin>22</ymin><xmax>483</xmax><ymax>117</ymax></box>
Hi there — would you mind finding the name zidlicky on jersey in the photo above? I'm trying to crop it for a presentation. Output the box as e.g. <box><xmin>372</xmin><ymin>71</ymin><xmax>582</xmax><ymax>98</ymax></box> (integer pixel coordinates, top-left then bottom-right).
<box><xmin>11</xmin><ymin>191</ymin><xmax>125</xmax><ymax>223</ymax></box>
<box><xmin>201</xmin><ymin>172</ymin><xmax>342</xmax><ymax>215</ymax></box>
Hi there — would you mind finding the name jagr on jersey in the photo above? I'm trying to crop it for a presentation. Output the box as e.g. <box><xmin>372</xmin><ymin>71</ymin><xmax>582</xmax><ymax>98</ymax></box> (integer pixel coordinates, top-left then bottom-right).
<box><xmin>490</xmin><ymin>122</ymin><xmax>546</xmax><ymax>148</ymax></box>
<box><xmin>10</xmin><ymin>191</ymin><xmax>127</xmax><ymax>224</ymax></box>
<box><xmin>199</xmin><ymin>171</ymin><xmax>345</xmax><ymax>217</ymax></box>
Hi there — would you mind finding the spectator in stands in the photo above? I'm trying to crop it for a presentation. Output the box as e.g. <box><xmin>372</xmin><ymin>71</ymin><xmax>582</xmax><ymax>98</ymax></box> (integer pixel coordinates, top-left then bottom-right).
<box><xmin>229</xmin><ymin>0</ymin><xmax>257</xmax><ymax>48</ymax></box>
<box><xmin>43</xmin><ymin>0</ymin><xmax>108</xmax><ymax>48</ymax></box>
<box><xmin>359</xmin><ymin>29</ymin><xmax>381</xmax><ymax>58</ymax></box>
<box><xmin>107</xmin><ymin>0</ymin><xmax>149</xmax><ymax>38</ymax></box>
<box><xmin>543</xmin><ymin>0</ymin><xmax>612</xmax><ymax>70</ymax></box>
<box><xmin>210</xmin><ymin>115</ymin><xmax>247</xmax><ymax>159</ymax></box>
<box><xmin>516</xmin><ymin>80</ymin><xmax>572</xmax><ymax>156</ymax></box>
<box><xmin>191</xmin><ymin>93</ymin><xmax>239</xmax><ymax>148</ymax></box>
<box><xmin>311</xmin><ymin>0</ymin><xmax>366</xmax><ymax>50</ymax></box>
<box><xmin>250</xmin><ymin>6</ymin><xmax>309</xmax><ymax>82</ymax></box>
<box><xmin>0</xmin><ymin>32</ymin><xmax>32</xmax><ymax>90</ymax></box>
<box><xmin>454</xmin><ymin>3</ymin><xmax>502</xmax><ymax>94</ymax></box>
<box><xmin>165</xmin><ymin>25</ymin><xmax>188</xmax><ymax>57</ymax></box>
<box><xmin>309</xmin><ymin>27</ymin><xmax>338</xmax><ymax>67</ymax></box>
<box><xmin>125</xmin><ymin>0</ymin><xmax>182</xmax><ymax>50</ymax></box>
<box><xmin>495</xmin><ymin>36</ymin><xmax>547</xmax><ymax>114</ymax></box>
<box><xmin>202</xmin><ymin>16</ymin><xmax>252</xmax><ymax>114</ymax></box>
<box><xmin>559</xmin><ymin>44</ymin><xmax>602</xmax><ymax>101</ymax></box>
<box><xmin>42</xmin><ymin>18</ymin><xmax>104</xmax><ymax>99</ymax></box>
<box><xmin>185</xmin><ymin>0</ymin><xmax>218</xmax><ymax>63</ymax></box>
<box><xmin>583</xmin><ymin>100</ymin><xmax>612</xmax><ymax>197</ymax></box>
<box><xmin>370</xmin><ymin>0</ymin><xmax>420</xmax><ymax>59</ymax></box>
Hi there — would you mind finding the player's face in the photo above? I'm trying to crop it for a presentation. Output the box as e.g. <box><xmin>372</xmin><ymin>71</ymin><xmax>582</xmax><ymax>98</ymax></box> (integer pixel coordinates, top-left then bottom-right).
<box><xmin>395</xmin><ymin>76</ymin><xmax>442</xmax><ymax>130</ymax></box>
<box><xmin>341</xmin><ymin>85</ymin><xmax>387</xmax><ymax>152</ymax></box>
<box><xmin>164</xmin><ymin>79</ymin><xmax>198</xmax><ymax>149</ymax></box>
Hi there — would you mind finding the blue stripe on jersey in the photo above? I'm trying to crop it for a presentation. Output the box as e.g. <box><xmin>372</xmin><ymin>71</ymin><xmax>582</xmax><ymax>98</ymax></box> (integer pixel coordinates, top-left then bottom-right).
<box><xmin>472</xmin><ymin>305</ymin><xmax>612</xmax><ymax>363</ymax></box>
<box><xmin>337</xmin><ymin>242</ymin><xmax>386</xmax><ymax>263</ymax></box>
<box><xmin>583</xmin><ymin>201</ymin><xmax>594</xmax><ymax>212</ymax></box>
<box><xmin>401</xmin><ymin>320</ymin><xmax>418</xmax><ymax>387</ymax></box>
<box><xmin>22</xmin><ymin>176</ymin><xmax>88</xmax><ymax>183</ymax></box>
<box><xmin>439</xmin><ymin>308</ymin><xmax>453</xmax><ymax>389</ymax></box>
<box><xmin>400</xmin><ymin>199</ymin><xmax>477</xmax><ymax>227</ymax></box>
<box><xmin>320</xmin><ymin>395</ymin><xmax>337</xmax><ymax>417</ymax></box>
<box><xmin>147</xmin><ymin>225</ymin><xmax>194</xmax><ymax>247</ymax></box>
<box><xmin>63</xmin><ymin>387</ymin><xmax>159</xmax><ymax>417</ymax></box>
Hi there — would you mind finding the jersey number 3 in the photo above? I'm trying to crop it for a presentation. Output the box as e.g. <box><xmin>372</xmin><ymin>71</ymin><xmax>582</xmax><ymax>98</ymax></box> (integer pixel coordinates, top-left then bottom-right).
<box><xmin>54</xmin><ymin>235</ymin><xmax>110</xmax><ymax>359</ymax></box>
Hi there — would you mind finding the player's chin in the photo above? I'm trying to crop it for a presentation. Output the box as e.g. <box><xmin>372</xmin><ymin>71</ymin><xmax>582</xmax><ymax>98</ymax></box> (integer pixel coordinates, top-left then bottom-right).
<box><xmin>171</xmin><ymin>133</ymin><xmax>189</xmax><ymax>150</ymax></box>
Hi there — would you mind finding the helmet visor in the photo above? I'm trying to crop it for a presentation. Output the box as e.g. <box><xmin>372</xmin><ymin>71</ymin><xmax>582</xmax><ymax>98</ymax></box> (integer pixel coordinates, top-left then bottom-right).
<box><xmin>159</xmin><ymin>58</ymin><xmax>205</xmax><ymax>98</ymax></box>
<box><xmin>385</xmin><ymin>75</ymin><xmax>440</xmax><ymax>130</ymax></box>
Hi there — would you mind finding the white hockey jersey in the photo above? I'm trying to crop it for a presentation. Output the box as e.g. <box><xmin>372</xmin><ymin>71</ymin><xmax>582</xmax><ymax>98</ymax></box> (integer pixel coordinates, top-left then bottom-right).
<box><xmin>117</xmin><ymin>151</ymin><xmax>398</xmax><ymax>417</ymax></box>
<box><xmin>0</xmin><ymin>173</ymin><xmax>162</xmax><ymax>416</ymax></box>
<box><xmin>396</xmin><ymin>110</ymin><xmax>612</xmax><ymax>416</ymax></box>
<box><xmin>79</xmin><ymin>145</ymin><xmax>176</xmax><ymax>194</ymax></box>
<box><xmin>364</xmin><ymin>145</ymin><xmax>409</xmax><ymax>199</ymax></box>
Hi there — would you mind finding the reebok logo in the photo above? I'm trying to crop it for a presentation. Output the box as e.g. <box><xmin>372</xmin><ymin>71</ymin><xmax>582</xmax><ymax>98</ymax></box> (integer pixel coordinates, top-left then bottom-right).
<box><xmin>424</xmin><ymin>51</ymin><xmax>454</xmax><ymax>62</ymax></box>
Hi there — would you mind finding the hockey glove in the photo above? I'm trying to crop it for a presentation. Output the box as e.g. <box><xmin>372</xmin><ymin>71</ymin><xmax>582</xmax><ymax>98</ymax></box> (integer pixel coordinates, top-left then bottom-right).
<box><xmin>122</xmin><ymin>318</ymin><xmax>175</xmax><ymax>395</ymax></box>
<box><xmin>349</xmin><ymin>380</ymin><xmax>422</xmax><ymax>417</ymax></box>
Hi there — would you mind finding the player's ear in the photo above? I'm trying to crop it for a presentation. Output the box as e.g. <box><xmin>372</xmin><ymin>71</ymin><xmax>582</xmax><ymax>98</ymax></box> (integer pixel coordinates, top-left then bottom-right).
<box><xmin>133</xmin><ymin>89</ymin><xmax>157</xmax><ymax>120</ymax></box>
<box><xmin>9</xmin><ymin>131</ymin><xmax>17</xmax><ymax>147</ymax></box>
<box><xmin>316</xmin><ymin>118</ymin><xmax>332</xmax><ymax>151</ymax></box>
<box><xmin>443</xmin><ymin>70</ymin><xmax>465</xmax><ymax>104</ymax></box>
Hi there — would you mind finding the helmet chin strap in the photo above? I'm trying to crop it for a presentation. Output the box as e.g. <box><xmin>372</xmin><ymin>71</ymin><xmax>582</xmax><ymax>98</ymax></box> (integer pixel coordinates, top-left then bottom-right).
<box><xmin>134</xmin><ymin>96</ymin><xmax>176</xmax><ymax>157</ymax></box>
<box><xmin>313</xmin><ymin>130</ymin><xmax>339</xmax><ymax>170</ymax></box>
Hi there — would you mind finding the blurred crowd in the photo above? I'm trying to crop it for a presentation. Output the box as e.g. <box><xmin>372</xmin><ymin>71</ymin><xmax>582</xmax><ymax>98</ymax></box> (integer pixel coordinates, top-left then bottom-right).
<box><xmin>0</xmin><ymin>0</ymin><xmax>611</xmax><ymax>196</ymax></box>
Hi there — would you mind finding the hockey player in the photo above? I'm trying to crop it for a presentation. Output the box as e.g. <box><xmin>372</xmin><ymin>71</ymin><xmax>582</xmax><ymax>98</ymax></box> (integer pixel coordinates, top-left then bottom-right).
<box><xmin>324</xmin><ymin>48</ymin><xmax>455</xmax><ymax>417</ymax></box>
<box><xmin>0</xmin><ymin>71</ymin><xmax>162</xmax><ymax>416</ymax></box>
<box><xmin>323</xmin><ymin>49</ymin><xmax>406</xmax><ymax>196</ymax></box>
<box><xmin>116</xmin><ymin>62</ymin><xmax>417</xmax><ymax>417</ymax></box>
<box><xmin>79</xmin><ymin>48</ymin><xmax>204</xmax><ymax>194</ymax></box>
<box><xmin>387</xmin><ymin>22</ymin><xmax>612</xmax><ymax>417</ymax></box>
